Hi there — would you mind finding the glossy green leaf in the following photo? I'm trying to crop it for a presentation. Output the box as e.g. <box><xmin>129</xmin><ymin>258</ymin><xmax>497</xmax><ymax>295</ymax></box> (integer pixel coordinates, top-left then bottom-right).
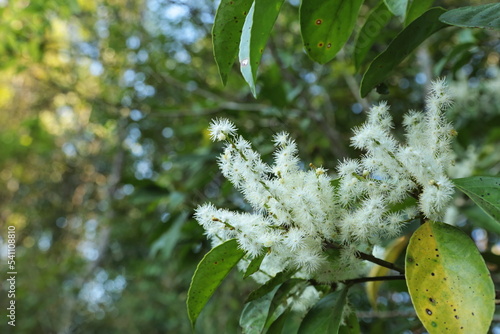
<box><xmin>244</xmin><ymin>252</ymin><xmax>266</xmax><ymax>278</ymax></box>
<box><xmin>241</xmin><ymin>280</ymin><xmax>300</xmax><ymax>334</ymax></box>
<box><xmin>187</xmin><ymin>239</ymin><xmax>245</xmax><ymax>328</ymax></box>
<box><xmin>239</xmin><ymin>0</ymin><xmax>285</xmax><ymax>97</ymax></box>
<box><xmin>464</xmin><ymin>206</ymin><xmax>500</xmax><ymax>235</ymax></box>
<box><xmin>212</xmin><ymin>0</ymin><xmax>254</xmax><ymax>85</ymax></box>
<box><xmin>239</xmin><ymin>2</ymin><xmax>256</xmax><ymax>96</ymax></box>
<box><xmin>453</xmin><ymin>176</ymin><xmax>500</xmax><ymax>223</ymax></box>
<box><xmin>298</xmin><ymin>288</ymin><xmax>349</xmax><ymax>334</ymax></box>
<box><xmin>360</xmin><ymin>7</ymin><xmax>448</xmax><ymax>97</ymax></box>
<box><xmin>267</xmin><ymin>308</ymin><xmax>291</xmax><ymax>334</ymax></box>
<box><xmin>300</xmin><ymin>0</ymin><xmax>363</xmax><ymax>64</ymax></box>
<box><xmin>405</xmin><ymin>221</ymin><xmax>495</xmax><ymax>333</ymax></box>
<box><xmin>354</xmin><ymin>2</ymin><xmax>392</xmax><ymax>70</ymax></box>
<box><xmin>246</xmin><ymin>269</ymin><xmax>294</xmax><ymax>302</ymax></box>
<box><xmin>240</xmin><ymin>285</ymin><xmax>281</xmax><ymax>334</ymax></box>
<box><xmin>265</xmin><ymin>279</ymin><xmax>303</xmax><ymax>328</ymax></box>
<box><xmin>384</xmin><ymin>0</ymin><xmax>407</xmax><ymax>17</ymax></box>
<box><xmin>338</xmin><ymin>312</ymin><xmax>360</xmax><ymax>334</ymax></box>
<box><xmin>405</xmin><ymin>0</ymin><xmax>434</xmax><ymax>26</ymax></box>
<box><xmin>439</xmin><ymin>3</ymin><xmax>500</xmax><ymax>30</ymax></box>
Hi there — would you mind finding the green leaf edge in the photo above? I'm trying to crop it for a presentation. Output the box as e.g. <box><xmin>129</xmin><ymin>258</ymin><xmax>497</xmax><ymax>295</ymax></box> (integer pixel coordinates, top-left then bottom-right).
<box><xmin>453</xmin><ymin>176</ymin><xmax>500</xmax><ymax>223</ymax></box>
<box><xmin>246</xmin><ymin>269</ymin><xmax>295</xmax><ymax>303</ymax></box>
<box><xmin>186</xmin><ymin>239</ymin><xmax>245</xmax><ymax>328</ymax></box>
<box><xmin>212</xmin><ymin>0</ymin><xmax>254</xmax><ymax>85</ymax></box>
<box><xmin>243</xmin><ymin>252</ymin><xmax>266</xmax><ymax>278</ymax></box>
<box><xmin>298</xmin><ymin>287</ymin><xmax>349</xmax><ymax>334</ymax></box>
<box><xmin>360</xmin><ymin>7</ymin><xmax>449</xmax><ymax>97</ymax></box>
<box><xmin>439</xmin><ymin>3</ymin><xmax>500</xmax><ymax>31</ymax></box>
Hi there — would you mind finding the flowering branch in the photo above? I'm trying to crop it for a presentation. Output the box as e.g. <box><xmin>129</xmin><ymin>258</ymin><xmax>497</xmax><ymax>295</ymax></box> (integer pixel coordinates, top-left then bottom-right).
<box><xmin>195</xmin><ymin>79</ymin><xmax>455</xmax><ymax>288</ymax></box>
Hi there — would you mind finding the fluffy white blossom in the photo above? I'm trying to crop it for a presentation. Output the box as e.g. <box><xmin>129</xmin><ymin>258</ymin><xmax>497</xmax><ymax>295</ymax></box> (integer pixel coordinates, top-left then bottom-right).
<box><xmin>208</xmin><ymin>118</ymin><xmax>237</xmax><ymax>141</ymax></box>
<box><xmin>195</xmin><ymin>79</ymin><xmax>457</xmax><ymax>284</ymax></box>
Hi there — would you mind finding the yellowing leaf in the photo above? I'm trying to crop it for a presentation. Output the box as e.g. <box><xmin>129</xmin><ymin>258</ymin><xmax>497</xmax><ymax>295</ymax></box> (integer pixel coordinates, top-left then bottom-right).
<box><xmin>366</xmin><ymin>236</ymin><xmax>409</xmax><ymax>309</ymax></box>
<box><xmin>405</xmin><ymin>221</ymin><xmax>494</xmax><ymax>333</ymax></box>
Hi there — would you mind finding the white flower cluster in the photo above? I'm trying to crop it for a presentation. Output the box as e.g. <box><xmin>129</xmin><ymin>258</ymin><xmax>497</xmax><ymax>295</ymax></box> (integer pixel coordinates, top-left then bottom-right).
<box><xmin>195</xmin><ymin>79</ymin><xmax>456</xmax><ymax>283</ymax></box>
<box><xmin>198</xmin><ymin>124</ymin><xmax>340</xmax><ymax>277</ymax></box>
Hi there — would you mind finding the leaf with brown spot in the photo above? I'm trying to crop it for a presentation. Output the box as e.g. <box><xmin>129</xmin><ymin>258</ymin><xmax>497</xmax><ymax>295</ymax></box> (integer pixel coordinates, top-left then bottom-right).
<box><xmin>212</xmin><ymin>0</ymin><xmax>254</xmax><ymax>85</ymax></box>
<box><xmin>300</xmin><ymin>0</ymin><xmax>363</xmax><ymax>64</ymax></box>
<box><xmin>405</xmin><ymin>221</ymin><xmax>494</xmax><ymax>333</ymax></box>
<box><xmin>187</xmin><ymin>239</ymin><xmax>245</xmax><ymax>328</ymax></box>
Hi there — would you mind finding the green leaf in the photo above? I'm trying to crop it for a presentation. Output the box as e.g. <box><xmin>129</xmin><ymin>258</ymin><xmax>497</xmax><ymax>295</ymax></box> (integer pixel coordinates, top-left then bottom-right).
<box><xmin>300</xmin><ymin>0</ymin><xmax>364</xmax><ymax>64</ymax></box>
<box><xmin>240</xmin><ymin>280</ymin><xmax>301</xmax><ymax>334</ymax></box>
<box><xmin>239</xmin><ymin>0</ymin><xmax>285</xmax><ymax>97</ymax></box>
<box><xmin>439</xmin><ymin>3</ymin><xmax>500</xmax><ymax>31</ymax></box>
<box><xmin>338</xmin><ymin>312</ymin><xmax>360</xmax><ymax>334</ymax></box>
<box><xmin>360</xmin><ymin>7</ymin><xmax>449</xmax><ymax>97</ymax></box>
<box><xmin>384</xmin><ymin>0</ymin><xmax>407</xmax><ymax>17</ymax></box>
<box><xmin>405</xmin><ymin>221</ymin><xmax>495</xmax><ymax>333</ymax></box>
<box><xmin>453</xmin><ymin>176</ymin><xmax>500</xmax><ymax>223</ymax></box>
<box><xmin>187</xmin><ymin>239</ymin><xmax>245</xmax><ymax>328</ymax></box>
<box><xmin>464</xmin><ymin>206</ymin><xmax>500</xmax><ymax>235</ymax></box>
<box><xmin>240</xmin><ymin>285</ymin><xmax>281</xmax><ymax>334</ymax></box>
<box><xmin>298</xmin><ymin>288</ymin><xmax>349</xmax><ymax>334</ymax></box>
<box><xmin>212</xmin><ymin>0</ymin><xmax>254</xmax><ymax>85</ymax></box>
<box><xmin>353</xmin><ymin>2</ymin><xmax>392</xmax><ymax>70</ymax></box>
<box><xmin>388</xmin><ymin>195</ymin><xmax>418</xmax><ymax>214</ymax></box>
<box><xmin>246</xmin><ymin>269</ymin><xmax>294</xmax><ymax>302</ymax></box>
<box><xmin>265</xmin><ymin>279</ymin><xmax>303</xmax><ymax>328</ymax></box>
<box><xmin>405</xmin><ymin>0</ymin><xmax>434</xmax><ymax>26</ymax></box>
<box><xmin>330</xmin><ymin>177</ymin><xmax>341</xmax><ymax>189</ymax></box>
<box><xmin>244</xmin><ymin>252</ymin><xmax>267</xmax><ymax>278</ymax></box>
<box><xmin>267</xmin><ymin>308</ymin><xmax>291</xmax><ymax>334</ymax></box>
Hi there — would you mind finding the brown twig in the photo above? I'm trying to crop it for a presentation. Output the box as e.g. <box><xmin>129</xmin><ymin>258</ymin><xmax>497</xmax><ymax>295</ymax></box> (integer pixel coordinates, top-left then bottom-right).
<box><xmin>342</xmin><ymin>275</ymin><xmax>405</xmax><ymax>286</ymax></box>
<box><xmin>324</xmin><ymin>241</ymin><xmax>405</xmax><ymax>274</ymax></box>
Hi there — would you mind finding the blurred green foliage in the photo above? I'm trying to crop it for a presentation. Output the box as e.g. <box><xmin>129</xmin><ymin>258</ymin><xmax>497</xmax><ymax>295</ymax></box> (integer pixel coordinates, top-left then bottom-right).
<box><xmin>0</xmin><ymin>0</ymin><xmax>498</xmax><ymax>333</ymax></box>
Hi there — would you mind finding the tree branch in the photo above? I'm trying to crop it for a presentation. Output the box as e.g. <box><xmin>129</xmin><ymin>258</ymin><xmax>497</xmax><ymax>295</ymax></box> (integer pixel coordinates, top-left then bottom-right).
<box><xmin>355</xmin><ymin>251</ymin><xmax>405</xmax><ymax>274</ymax></box>
<box><xmin>324</xmin><ymin>241</ymin><xmax>405</xmax><ymax>274</ymax></box>
<box><xmin>342</xmin><ymin>275</ymin><xmax>405</xmax><ymax>286</ymax></box>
